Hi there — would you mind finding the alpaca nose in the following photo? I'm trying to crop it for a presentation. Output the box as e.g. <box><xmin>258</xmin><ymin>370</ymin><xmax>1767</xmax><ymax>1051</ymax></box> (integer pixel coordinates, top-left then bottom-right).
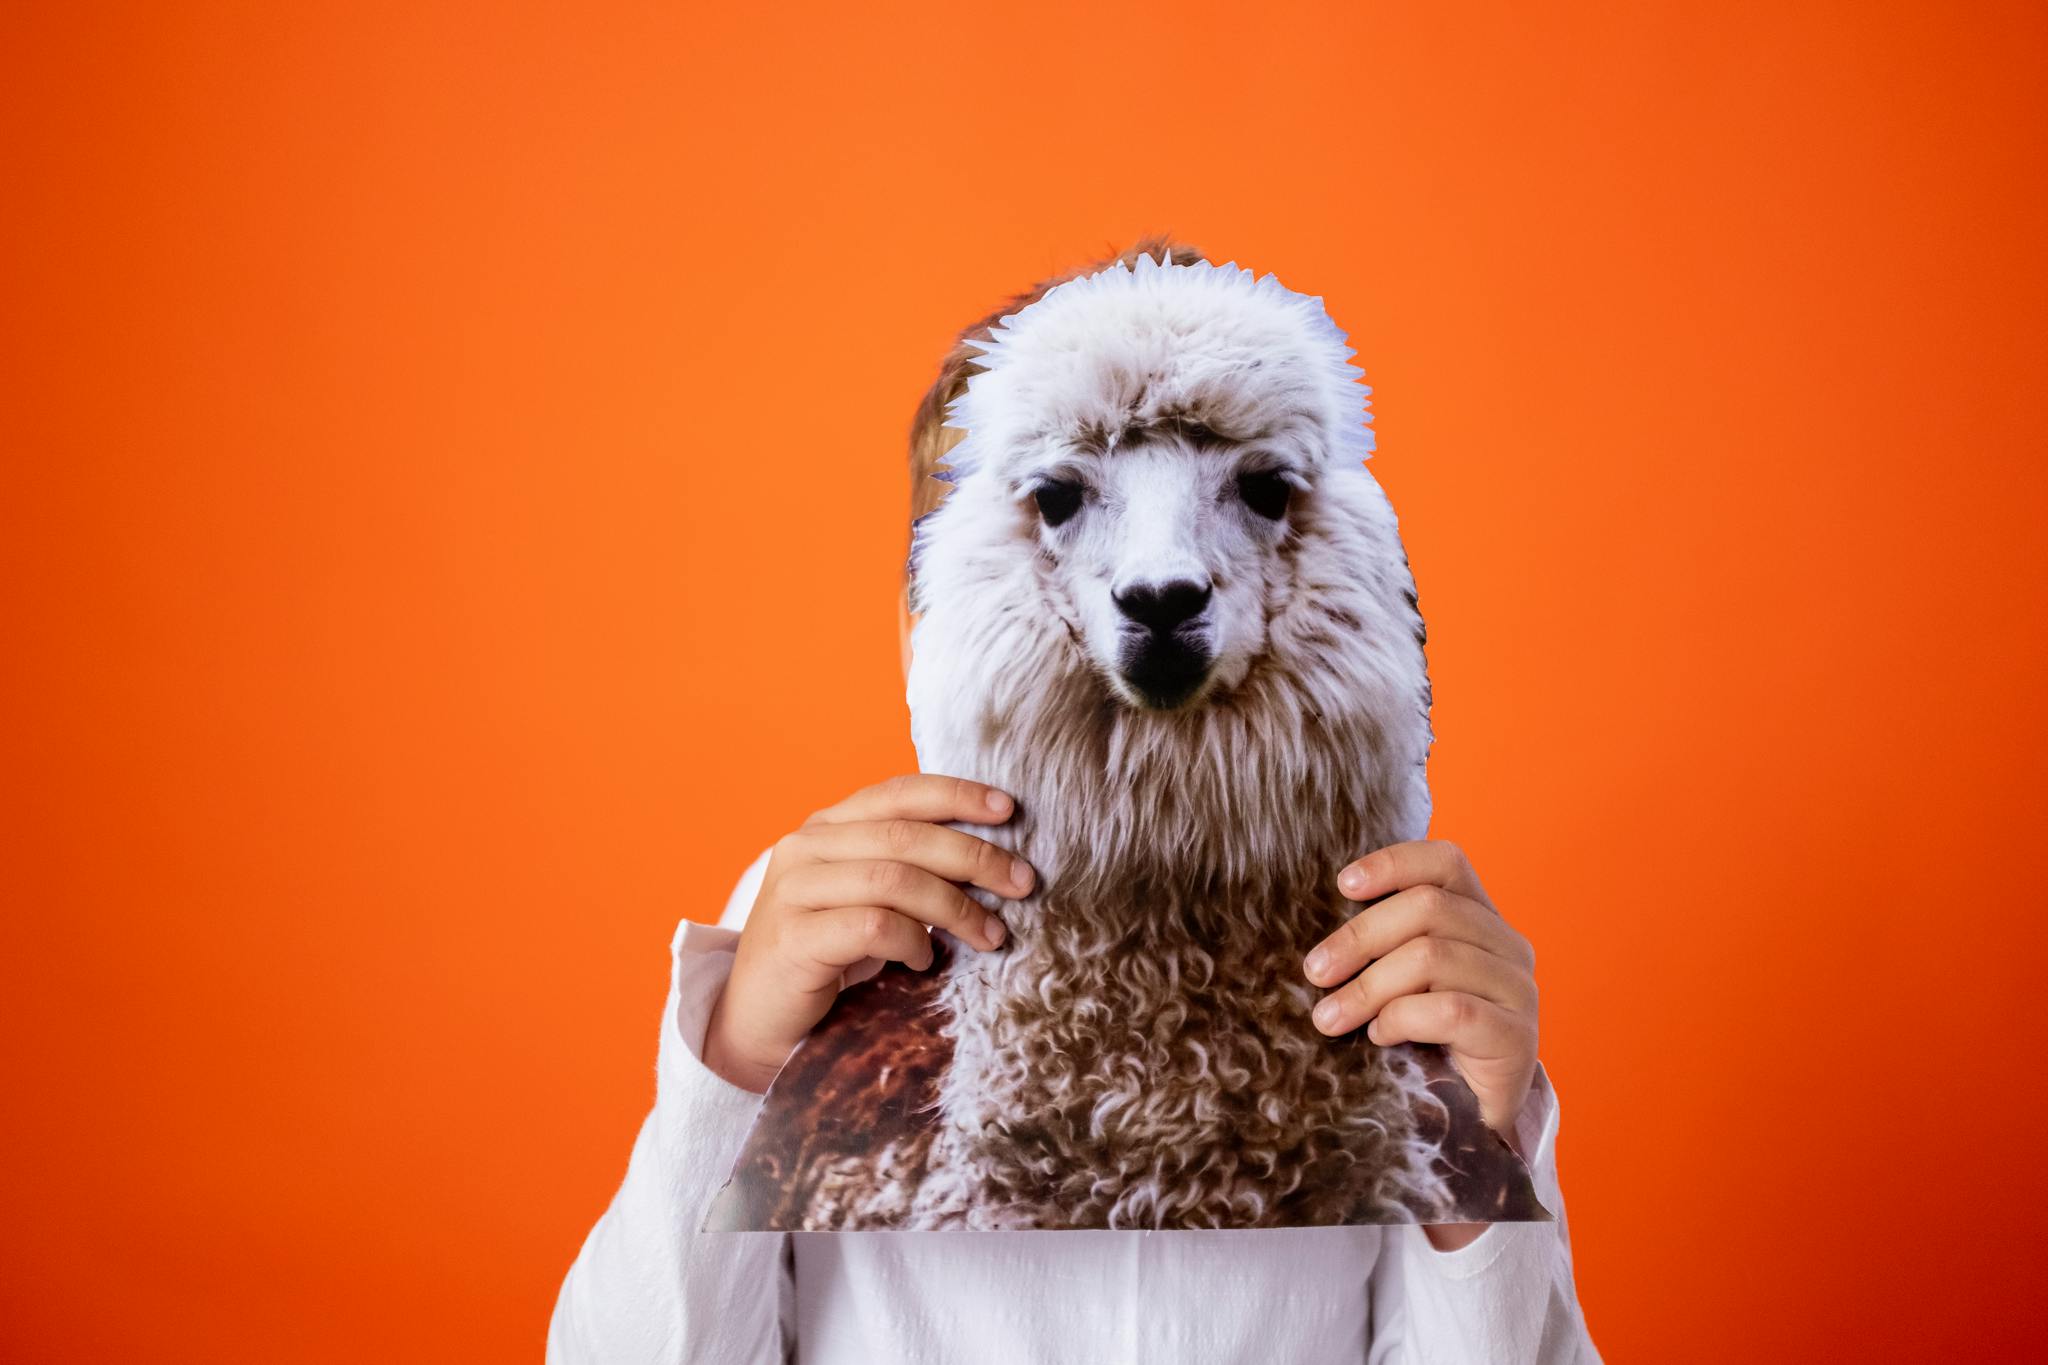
<box><xmin>1113</xmin><ymin>579</ymin><xmax>1213</xmax><ymax>633</ymax></box>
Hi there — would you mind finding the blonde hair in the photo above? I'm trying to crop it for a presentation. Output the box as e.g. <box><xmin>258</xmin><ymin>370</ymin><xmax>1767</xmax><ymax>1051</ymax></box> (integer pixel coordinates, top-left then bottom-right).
<box><xmin>906</xmin><ymin>236</ymin><xmax>1208</xmax><ymax>535</ymax></box>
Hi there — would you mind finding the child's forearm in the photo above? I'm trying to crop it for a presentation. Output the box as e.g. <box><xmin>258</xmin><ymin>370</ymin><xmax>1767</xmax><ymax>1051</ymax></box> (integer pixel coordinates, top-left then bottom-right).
<box><xmin>1374</xmin><ymin>1068</ymin><xmax>1599</xmax><ymax>1361</ymax></box>
<box><xmin>548</xmin><ymin>920</ymin><xmax>783</xmax><ymax>1363</ymax></box>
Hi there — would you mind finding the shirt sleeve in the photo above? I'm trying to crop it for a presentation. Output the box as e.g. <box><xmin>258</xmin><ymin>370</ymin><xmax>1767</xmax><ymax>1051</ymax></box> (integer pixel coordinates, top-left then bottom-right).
<box><xmin>1366</xmin><ymin>1064</ymin><xmax>1602</xmax><ymax>1364</ymax></box>
<box><xmin>548</xmin><ymin>850</ymin><xmax>789</xmax><ymax>1365</ymax></box>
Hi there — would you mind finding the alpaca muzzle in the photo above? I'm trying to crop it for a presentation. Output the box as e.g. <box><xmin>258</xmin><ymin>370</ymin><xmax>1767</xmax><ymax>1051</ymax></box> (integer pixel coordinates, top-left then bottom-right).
<box><xmin>1116</xmin><ymin>627</ymin><xmax>1213</xmax><ymax>709</ymax></box>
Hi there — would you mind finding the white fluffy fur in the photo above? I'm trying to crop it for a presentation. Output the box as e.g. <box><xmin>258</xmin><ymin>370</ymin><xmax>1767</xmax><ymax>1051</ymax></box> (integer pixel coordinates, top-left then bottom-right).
<box><xmin>894</xmin><ymin>254</ymin><xmax>1448</xmax><ymax>1229</ymax></box>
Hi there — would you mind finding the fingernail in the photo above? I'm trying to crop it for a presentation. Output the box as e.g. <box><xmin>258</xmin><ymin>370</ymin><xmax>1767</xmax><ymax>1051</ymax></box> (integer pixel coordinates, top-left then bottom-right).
<box><xmin>986</xmin><ymin>789</ymin><xmax>1013</xmax><ymax>817</ymax></box>
<box><xmin>1009</xmin><ymin>857</ymin><xmax>1034</xmax><ymax>894</ymax></box>
<box><xmin>1304</xmin><ymin>946</ymin><xmax>1330</xmax><ymax>980</ymax></box>
<box><xmin>1339</xmin><ymin>866</ymin><xmax>1370</xmax><ymax>896</ymax></box>
<box><xmin>1312</xmin><ymin>996</ymin><xmax>1341</xmax><ymax>1032</ymax></box>
<box><xmin>983</xmin><ymin>913</ymin><xmax>1007</xmax><ymax>949</ymax></box>
<box><xmin>1365</xmin><ymin>1017</ymin><xmax>1383</xmax><ymax>1044</ymax></box>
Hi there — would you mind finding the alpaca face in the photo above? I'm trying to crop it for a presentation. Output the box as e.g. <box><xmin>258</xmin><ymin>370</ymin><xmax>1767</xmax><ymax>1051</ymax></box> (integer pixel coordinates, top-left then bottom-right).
<box><xmin>1011</xmin><ymin>428</ymin><xmax>1309</xmax><ymax>710</ymax></box>
<box><xmin>909</xmin><ymin>257</ymin><xmax>1430</xmax><ymax>862</ymax></box>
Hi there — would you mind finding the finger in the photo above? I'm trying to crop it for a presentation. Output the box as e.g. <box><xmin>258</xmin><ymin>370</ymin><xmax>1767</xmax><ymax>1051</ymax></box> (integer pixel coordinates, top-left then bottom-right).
<box><xmin>1338</xmin><ymin>839</ymin><xmax>1492</xmax><ymax>908</ymax></box>
<box><xmin>1364</xmin><ymin>990</ymin><xmax>1528</xmax><ymax>1063</ymax></box>
<box><xmin>1311</xmin><ymin>936</ymin><xmax>1534</xmax><ymax>1036</ymax></box>
<box><xmin>1304</xmin><ymin>885</ymin><xmax>1532</xmax><ymax>986</ymax></box>
<box><xmin>779</xmin><ymin>819</ymin><xmax>1034</xmax><ymax>899</ymax></box>
<box><xmin>805</xmin><ymin>774</ymin><xmax>1017</xmax><ymax>828</ymax></box>
<box><xmin>792</xmin><ymin>905</ymin><xmax>937</xmax><ymax>976</ymax></box>
<box><xmin>779</xmin><ymin>859</ymin><xmax>1007</xmax><ymax>951</ymax></box>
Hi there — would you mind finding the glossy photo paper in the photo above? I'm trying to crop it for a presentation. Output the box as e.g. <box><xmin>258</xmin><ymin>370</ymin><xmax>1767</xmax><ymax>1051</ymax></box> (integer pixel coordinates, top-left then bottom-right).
<box><xmin>706</xmin><ymin>255</ymin><xmax>1548</xmax><ymax>1231</ymax></box>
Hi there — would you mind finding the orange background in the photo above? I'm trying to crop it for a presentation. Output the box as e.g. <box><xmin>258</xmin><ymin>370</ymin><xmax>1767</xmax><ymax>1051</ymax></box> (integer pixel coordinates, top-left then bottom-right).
<box><xmin>4</xmin><ymin>2</ymin><xmax>2045</xmax><ymax>1360</ymax></box>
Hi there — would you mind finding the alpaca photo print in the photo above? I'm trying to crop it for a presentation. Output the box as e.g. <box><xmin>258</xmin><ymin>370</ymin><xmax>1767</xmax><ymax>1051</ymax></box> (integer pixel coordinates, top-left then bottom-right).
<box><xmin>705</xmin><ymin>252</ymin><xmax>1550</xmax><ymax>1232</ymax></box>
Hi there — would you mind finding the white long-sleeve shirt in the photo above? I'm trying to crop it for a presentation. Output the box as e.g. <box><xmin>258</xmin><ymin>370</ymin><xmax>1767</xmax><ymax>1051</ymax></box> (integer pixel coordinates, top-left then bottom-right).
<box><xmin>549</xmin><ymin>851</ymin><xmax>1601</xmax><ymax>1364</ymax></box>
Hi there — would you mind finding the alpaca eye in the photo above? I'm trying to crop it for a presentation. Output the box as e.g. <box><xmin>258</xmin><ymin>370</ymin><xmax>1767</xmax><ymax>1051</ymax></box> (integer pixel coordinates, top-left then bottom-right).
<box><xmin>1237</xmin><ymin>470</ymin><xmax>1292</xmax><ymax>520</ymax></box>
<box><xmin>1033</xmin><ymin>479</ymin><xmax>1084</xmax><ymax>528</ymax></box>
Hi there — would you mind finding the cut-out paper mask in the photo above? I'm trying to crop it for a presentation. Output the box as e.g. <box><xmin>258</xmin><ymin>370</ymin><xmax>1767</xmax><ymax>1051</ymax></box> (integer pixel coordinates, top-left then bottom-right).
<box><xmin>706</xmin><ymin>253</ymin><xmax>1550</xmax><ymax>1231</ymax></box>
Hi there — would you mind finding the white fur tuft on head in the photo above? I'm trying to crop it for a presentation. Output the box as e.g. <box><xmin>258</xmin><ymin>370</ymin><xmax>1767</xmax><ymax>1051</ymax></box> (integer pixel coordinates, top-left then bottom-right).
<box><xmin>937</xmin><ymin>256</ymin><xmax>1375</xmax><ymax>487</ymax></box>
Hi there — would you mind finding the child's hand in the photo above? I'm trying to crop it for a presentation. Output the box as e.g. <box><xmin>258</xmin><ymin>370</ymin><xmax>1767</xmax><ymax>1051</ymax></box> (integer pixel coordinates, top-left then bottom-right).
<box><xmin>701</xmin><ymin>775</ymin><xmax>1034</xmax><ymax>1094</ymax></box>
<box><xmin>1301</xmin><ymin>840</ymin><xmax>1540</xmax><ymax>1142</ymax></box>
